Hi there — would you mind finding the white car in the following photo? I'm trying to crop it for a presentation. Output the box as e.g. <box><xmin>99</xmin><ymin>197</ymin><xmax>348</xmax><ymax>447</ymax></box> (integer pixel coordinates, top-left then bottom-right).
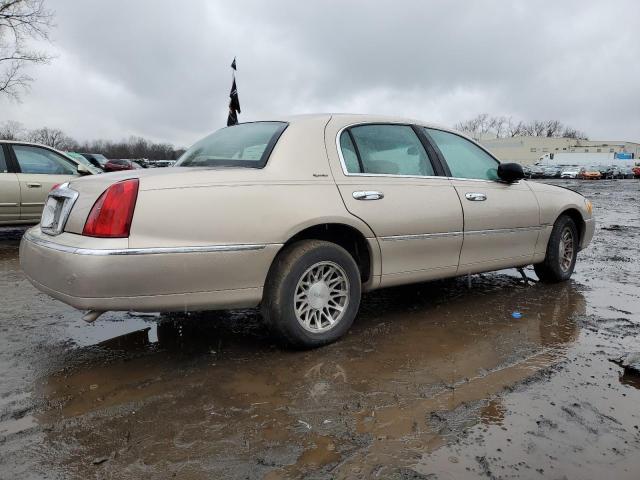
<box><xmin>561</xmin><ymin>167</ymin><xmax>580</xmax><ymax>179</ymax></box>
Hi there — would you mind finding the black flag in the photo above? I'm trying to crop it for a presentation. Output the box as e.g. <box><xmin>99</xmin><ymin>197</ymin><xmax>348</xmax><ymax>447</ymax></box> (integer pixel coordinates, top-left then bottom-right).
<box><xmin>227</xmin><ymin>59</ymin><xmax>241</xmax><ymax>126</ymax></box>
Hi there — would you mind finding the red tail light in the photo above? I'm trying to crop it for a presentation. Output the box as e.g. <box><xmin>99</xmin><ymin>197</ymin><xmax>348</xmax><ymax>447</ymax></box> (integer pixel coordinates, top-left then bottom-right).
<box><xmin>50</xmin><ymin>183</ymin><xmax>61</xmax><ymax>191</ymax></box>
<box><xmin>83</xmin><ymin>179</ymin><xmax>139</xmax><ymax>238</ymax></box>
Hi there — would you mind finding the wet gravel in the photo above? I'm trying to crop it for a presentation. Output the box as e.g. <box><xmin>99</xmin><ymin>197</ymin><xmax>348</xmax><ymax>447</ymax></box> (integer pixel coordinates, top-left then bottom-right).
<box><xmin>0</xmin><ymin>179</ymin><xmax>639</xmax><ymax>479</ymax></box>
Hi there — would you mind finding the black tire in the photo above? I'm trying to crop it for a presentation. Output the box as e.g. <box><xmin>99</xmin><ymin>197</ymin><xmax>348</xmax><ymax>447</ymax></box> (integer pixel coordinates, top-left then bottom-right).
<box><xmin>261</xmin><ymin>239</ymin><xmax>361</xmax><ymax>348</ymax></box>
<box><xmin>534</xmin><ymin>214</ymin><xmax>579</xmax><ymax>283</ymax></box>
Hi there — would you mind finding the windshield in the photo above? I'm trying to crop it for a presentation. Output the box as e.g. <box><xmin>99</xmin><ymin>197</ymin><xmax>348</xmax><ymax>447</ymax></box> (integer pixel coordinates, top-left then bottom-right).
<box><xmin>175</xmin><ymin>122</ymin><xmax>287</xmax><ymax>168</ymax></box>
<box><xmin>65</xmin><ymin>152</ymin><xmax>102</xmax><ymax>174</ymax></box>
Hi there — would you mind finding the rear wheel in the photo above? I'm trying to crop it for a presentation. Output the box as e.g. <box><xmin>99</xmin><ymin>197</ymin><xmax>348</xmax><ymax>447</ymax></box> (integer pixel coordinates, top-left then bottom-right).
<box><xmin>534</xmin><ymin>214</ymin><xmax>579</xmax><ymax>283</ymax></box>
<box><xmin>262</xmin><ymin>240</ymin><xmax>361</xmax><ymax>348</ymax></box>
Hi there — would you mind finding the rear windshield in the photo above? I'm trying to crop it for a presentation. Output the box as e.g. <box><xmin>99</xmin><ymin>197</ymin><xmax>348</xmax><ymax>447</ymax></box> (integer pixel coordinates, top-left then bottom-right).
<box><xmin>175</xmin><ymin>122</ymin><xmax>287</xmax><ymax>168</ymax></box>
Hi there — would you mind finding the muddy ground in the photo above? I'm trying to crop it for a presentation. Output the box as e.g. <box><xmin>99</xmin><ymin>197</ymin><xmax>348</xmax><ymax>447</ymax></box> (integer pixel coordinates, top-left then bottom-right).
<box><xmin>1</xmin><ymin>179</ymin><xmax>639</xmax><ymax>479</ymax></box>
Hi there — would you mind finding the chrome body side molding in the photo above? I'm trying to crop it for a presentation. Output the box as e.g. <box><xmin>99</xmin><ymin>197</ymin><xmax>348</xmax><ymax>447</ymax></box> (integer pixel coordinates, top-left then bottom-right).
<box><xmin>381</xmin><ymin>225</ymin><xmax>545</xmax><ymax>242</ymax></box>
<box><xmin>24</xmin><ymin>231</ymin><xmax>267</xmax><ymax>256</ymax></box>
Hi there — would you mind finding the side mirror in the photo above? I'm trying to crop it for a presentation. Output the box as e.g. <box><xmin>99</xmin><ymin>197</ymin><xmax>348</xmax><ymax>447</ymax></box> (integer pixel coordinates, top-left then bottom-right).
<box><xmin>77</xmin><ymin>163</ymin><xmax>91</xmax><ymax>175</ymax></box>
<box><xmin>497</xmin><ymin>162</ymin><xmax>525</xmax><ymax>183</ymax></box>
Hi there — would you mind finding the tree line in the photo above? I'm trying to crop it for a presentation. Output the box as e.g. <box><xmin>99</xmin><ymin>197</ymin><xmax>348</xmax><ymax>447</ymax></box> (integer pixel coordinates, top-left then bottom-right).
<box><xmin>454</xmin><ymin>114</ymin><xmax>588</xmax><ymax>140</ymax></box>
<box><xmin>0</xmin><ymin>121</ymin><xmax>185</xmax><ymax>160</ymax></box>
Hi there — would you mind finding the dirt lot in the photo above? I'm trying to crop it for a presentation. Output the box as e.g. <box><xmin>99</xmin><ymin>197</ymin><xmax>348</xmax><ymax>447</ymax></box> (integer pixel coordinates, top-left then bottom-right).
<box><xmin>1</xmin><ymin>179</ymin><xmax>639</xmax><ymax>479</ymax></box>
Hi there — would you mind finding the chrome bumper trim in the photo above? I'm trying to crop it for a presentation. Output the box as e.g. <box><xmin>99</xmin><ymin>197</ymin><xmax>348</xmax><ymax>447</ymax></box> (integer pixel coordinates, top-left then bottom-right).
<box><xmin>24</xmin><ymin>231</ymin><xmax>267</xmax><ymax>256</ymax></box>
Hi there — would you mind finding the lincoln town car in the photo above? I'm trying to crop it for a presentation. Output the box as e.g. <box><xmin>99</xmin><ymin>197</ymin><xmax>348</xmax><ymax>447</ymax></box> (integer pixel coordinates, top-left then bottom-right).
<box><xmin>20</xmin><ymin>114</ymin><xmax>595</xmax><ymax>347</ymax></box>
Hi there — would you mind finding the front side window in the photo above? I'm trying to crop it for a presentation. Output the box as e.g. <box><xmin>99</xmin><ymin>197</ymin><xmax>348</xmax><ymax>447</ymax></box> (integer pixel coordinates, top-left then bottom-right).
<box><xmin>341</xmin><ymin>124</ymin><xmax>435</xmax><ymax>176</ymax></box>
<box><xmin>12</xmin><ymin>145</ymin><xmax>77</xmax><ymax>175</ymax></box>
<box><xmin>425</xmin><ymin>128</ymin><xmax>499</xmax><ymax>181</ymax></box>
<box><xmin>176</xmin><ymin>122</ymin><xmax>287</xmax><ymax>168</ymax></box>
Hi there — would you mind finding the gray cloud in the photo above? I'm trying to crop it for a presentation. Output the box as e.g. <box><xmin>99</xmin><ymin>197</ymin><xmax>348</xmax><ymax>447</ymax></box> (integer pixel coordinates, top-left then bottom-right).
<box><xmin>1</xmin><ymin>0</ymin><xmax>638</xmax><ymax>147</ymax></box>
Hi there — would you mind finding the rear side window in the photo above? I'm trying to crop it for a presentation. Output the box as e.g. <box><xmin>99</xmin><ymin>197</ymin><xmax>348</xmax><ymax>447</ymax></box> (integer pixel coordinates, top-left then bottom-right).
<box><xmin>0</xmin><ymin>146</ymin><xmax>7</xmax><ymax>173</ymax></box>
<box><xmin>339</xmin><ymin>132</ymin><xmax>361</xmax><ymax>173</ymax></box>
<box><xmin>341</xmin><ymin>124</ymin><xmax>435</xmax><ymax>176</ymax></box>
<box><xmin>176</xmin><ymin>122</ymin><xmax>287</xmax><ymax>168</ymax></box>
<box><xmin>425</xmin><ymin>128</ymin><xmax>499</xmax><ymax>181</ymax></box>
<box><xmin>12</xmin><ymin>145</ymin><xmax>77</xmax><ymax>175</ymax></box>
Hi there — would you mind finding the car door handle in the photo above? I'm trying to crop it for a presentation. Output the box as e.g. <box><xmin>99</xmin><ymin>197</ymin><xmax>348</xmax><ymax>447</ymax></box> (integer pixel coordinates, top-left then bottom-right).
<box><xmin>353</xmin><ymin>191</ymin><xmax>384</xmax><ymax>201</ymax></box>
<box><xmin>27</xmin><ymin>182</ymin><xmax>42</xmax><ymax>188</ymax></box>
<box><xmin>465</xmin><ymin>192</ymin><xmax>486</xmax><ymax>201</ymax></box>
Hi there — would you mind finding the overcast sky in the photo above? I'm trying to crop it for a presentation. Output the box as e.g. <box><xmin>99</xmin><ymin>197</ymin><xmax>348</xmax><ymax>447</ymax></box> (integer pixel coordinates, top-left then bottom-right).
<box><xmin>1</xmin><ymin>0</ymin><xmax>639</xmax><ymax>147</ymax></box>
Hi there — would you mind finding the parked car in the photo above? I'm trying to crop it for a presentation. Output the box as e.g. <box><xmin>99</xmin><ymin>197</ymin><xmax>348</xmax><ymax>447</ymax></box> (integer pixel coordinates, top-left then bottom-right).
<box><xmin>596</xmin><ymin>165</ymin><xmax>613</xmax><ymax>179</ymax></box>
<box><xmin>66</xmin><ymin>152</ymin><xmax>105</xmax><ymax>172</ymax></box>
<box><xmin>619</xmin><ymin>166</ymin><xmax>635</xmax><ymax>179</ymax></box>
<box><xmin>20</xmin><ymin>115</ymin><xmax>595</xmax><ymax>348</ymax></box>
<box><xmin>154</xmin><ymin>160</ymin><xmax>176</xmax><ymax>167</ymax></box>
<box><xmin>0</xmin><ymin>141</ymin><xmax>97</xmax><ymax>225</ymax></box>
<box><xmin>104</xmin><ymin>159</ymin><xmax>144</xmax><ymax>172</ymax></box>
<box><xmin>605</xmin><ymin>165</ymin><xmax>621</xmax><ymax>179</ymax></box>
<box><xmin>560</xmin><ymin>167</ymin><xmax>581</xmax><ymax>179</ymax></box>
<box><xmin>80</xmin><ymin>153</ymin><xmax>109</xmax><ymax>169</ymax></box>
<box><xmin>528</xmin><ymin>165</ymin><xmax>545</xmax><ymax>178</ymax></box>
<box><xmin>542</xmin><ymin>166</ymin><xmax>562</xmax><ymax>178</ymax></box>
<box><xmin>579</xmin><ymin>166</ymin><xmax>602</xmax><ymax>180</ymax></box>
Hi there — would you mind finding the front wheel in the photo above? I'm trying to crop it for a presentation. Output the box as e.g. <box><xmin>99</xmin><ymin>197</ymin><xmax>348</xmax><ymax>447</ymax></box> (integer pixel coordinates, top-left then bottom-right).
<box><xmin>534</xmin><ymin>214</ymin><xmax>579</xmax><ymax>283</ymax></box>
<box><xmin>262</xmin><ymin>240</ymin><xmax>361</xmax><ymax>348</ymax></box>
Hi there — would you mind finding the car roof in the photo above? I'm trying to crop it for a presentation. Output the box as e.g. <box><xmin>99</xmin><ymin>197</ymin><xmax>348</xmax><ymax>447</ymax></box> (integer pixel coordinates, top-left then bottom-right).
<box><xmin>1</xmin><ymin>139</ymin><xmax>63</xmax><ymax>148</ymax></box>
<box><xmin>250</xmin><ymin>113</ymin><xmax>456</xmax><ymax>132</ymax></box>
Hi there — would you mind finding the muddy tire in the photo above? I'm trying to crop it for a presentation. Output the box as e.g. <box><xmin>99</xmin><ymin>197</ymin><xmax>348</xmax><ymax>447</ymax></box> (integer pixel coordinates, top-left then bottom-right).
<box><xmin>534</xmin><ymin>214</ymin><xmax>579</xmax><ymax>283</ymax></box>
<box><xmin>262</xmin><ymin>240</ymin><xmax>361</xmax><ymax>348</ymax></box>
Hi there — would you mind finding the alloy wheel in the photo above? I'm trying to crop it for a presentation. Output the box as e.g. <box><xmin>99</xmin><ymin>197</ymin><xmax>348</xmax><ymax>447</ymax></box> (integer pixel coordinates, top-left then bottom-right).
<box><xmin>294</xmin><ymin>261</ymin><xmax>350</xmax><ymax>333</ymax></box>
<box><xmin>558</xmin><ymin>227</ymin><xmax>575</xmax><ymax>272</ymax></box>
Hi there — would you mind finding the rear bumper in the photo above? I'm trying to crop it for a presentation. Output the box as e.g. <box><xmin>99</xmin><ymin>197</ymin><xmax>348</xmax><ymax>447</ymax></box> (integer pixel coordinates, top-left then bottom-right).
<box><xmin>20</xmin><ymin>227</ymin><xmax>281</xmax><ymax>312</ymax></box>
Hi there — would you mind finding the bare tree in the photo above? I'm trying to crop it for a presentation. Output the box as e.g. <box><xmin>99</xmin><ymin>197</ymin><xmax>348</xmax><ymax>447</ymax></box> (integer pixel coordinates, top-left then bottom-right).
<box><xmin>28</xmin><ymin>126</ymin><xmax>76</xmax><ymax>150</ymax></box>
<box><xmin>489</xmin><ymin>115</ymin><xmax>507</xmax><ymax>138</ymax></box>
<box><xmin>544</xmin><ymin>120</ymin><xmax>562</xmax><ymax>137</ymax></box>
<box><xmin>454</xmin><ymin>113</ymin><xmax>489</xmax><ymax>139</ymax></box>
<box><xmin>455</xmin><ymin>114</ymin><xmax>588</xmax><ymax>140</ymax></box>
<box><xmin>454</xmin><ymin>117</ymin><xmax>479</xmax><ymax>136</ymax></box>
<box><xmin>506</xmin><ymin>117</ymin><xmax>525</xmax><ymax>137</ymax></box>
<box><xmin>0</xmin><ymin>119</ymin><xmax>24</xmax><ymax>139</ymax></box>
<box><xmin>561</xmin><ymin>127</ymin><xmax>588</xmax><ymax>140</ymax></box>
<box><xmin>0</xmin><ymin>0</ymin><xmax>54</xmax><ymax>99</ymax></box>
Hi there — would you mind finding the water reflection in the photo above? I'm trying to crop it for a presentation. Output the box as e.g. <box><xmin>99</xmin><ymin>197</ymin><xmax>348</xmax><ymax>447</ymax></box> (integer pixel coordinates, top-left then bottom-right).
<box><xmin>619</xmin><ymin>371</ymin><xmax>640</xmax><ymax>390</ymax></box>
<box><xmin>36</xmin><ymin>276</ymin><xmax>586</xmax><ymax>478</ymax></box>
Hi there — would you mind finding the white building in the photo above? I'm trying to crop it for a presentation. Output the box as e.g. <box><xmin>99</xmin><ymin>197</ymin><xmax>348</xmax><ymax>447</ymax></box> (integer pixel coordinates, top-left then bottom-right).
<box><xmin>479</xmin><ymin>136</ymin><xmax>640</xmax><ymax>165</ymax></box>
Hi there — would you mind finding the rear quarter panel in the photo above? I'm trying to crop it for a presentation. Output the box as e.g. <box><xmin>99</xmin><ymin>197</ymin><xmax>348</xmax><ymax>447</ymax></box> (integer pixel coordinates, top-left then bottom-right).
<box><xmin>127</xmin><ymin>183</ymin><xmax>375</xmax><ymax>248</ymax></box>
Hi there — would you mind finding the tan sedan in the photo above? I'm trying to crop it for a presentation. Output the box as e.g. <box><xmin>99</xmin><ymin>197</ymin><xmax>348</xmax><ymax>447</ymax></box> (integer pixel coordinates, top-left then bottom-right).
<box><xmin>0</xmin><ymin>141</ymin><xmax>98</xmax><ymax>225</ymax></box>
<box><xmin>20</xmin><ymin>115</ymin><xmax>595</xmax><ymax>347</ymax></box>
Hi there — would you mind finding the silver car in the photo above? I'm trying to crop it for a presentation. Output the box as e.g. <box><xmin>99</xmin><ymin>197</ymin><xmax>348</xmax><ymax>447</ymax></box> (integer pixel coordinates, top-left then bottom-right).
<box><xmin>20</xmin><ymin>115</ymin><xmax>595</xmax><ymax>347</ymax></box>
